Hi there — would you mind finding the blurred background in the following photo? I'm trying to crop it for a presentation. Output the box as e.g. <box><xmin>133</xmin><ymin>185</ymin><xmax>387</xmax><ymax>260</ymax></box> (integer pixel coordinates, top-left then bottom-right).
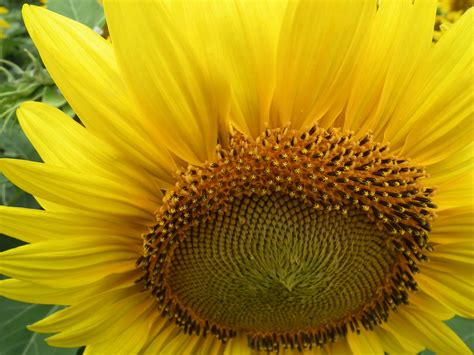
<box><xmin>0</xmin><ymin>0</ymin><xmax>472</xmax><ymax>354</ymax></box>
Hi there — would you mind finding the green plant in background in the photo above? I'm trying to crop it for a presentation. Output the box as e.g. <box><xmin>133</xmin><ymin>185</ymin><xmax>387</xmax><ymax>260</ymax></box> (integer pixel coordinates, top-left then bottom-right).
<box><xmin>0</xmin><ymin>51</ymin><xmax>74</xmax><ymax>124</ymax></box>
<box><xmin>0</xmin><ymin>6</ymin><xmax>10</xmax><ymax>40</ymax></box>
<box><xmin>0</xmin><ymin>1</ymin><xmax>472</xmax><ymax>354</ymax></box>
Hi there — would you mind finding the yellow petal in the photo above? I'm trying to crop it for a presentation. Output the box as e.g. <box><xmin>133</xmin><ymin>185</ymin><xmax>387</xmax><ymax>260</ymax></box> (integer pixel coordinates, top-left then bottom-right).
<box><xmin>210</xmin><ymin>1</ymin><xmax>286</xmax><ymax>139</ymax></box>
<box><xmin>385</xmin><ymin>307</ymin><xmax>471</xmax><ymax>354</ymax></box>
<box><xmin>372</xmin><ymin>327</ymin><xmax>420</xmax><ymax>354</ymax></box>
<box><xmin>140</xmin><ymin>316</ymin><xmax>172</xmax><ymax>355</ymax></box>
<box><xmin>410</xmin><ymin>290</ymin><xmax>455</xmax><ymax>320</ymax></box>
<box><xmin>344</xmin><ymin>0</ymin><xmax>437</xmax><ymax>140</ymax></box>
<box><xmin>0</xmin><ymin>206</ymin><xmax>143</xmax><ymax>244</ymax></box>
<box><xmin>347</xmin><ymin>329</ymin><xmax>384</xmax><ymax>355</ymax></box>
<box><xmin>173</xmin><ymin>336</ymin><xmax>204</xmax><ymax>355</ymax></box>
<box><xmin>142</xmin><ymin>322</ymin><xmax>183</xmax><ymax>355</ymax></box>
<box><xmin>18</xmin><ymin>102</ymin><xmax>165</xmax><ymax>201</ymax></box>
<box><xmin>0</xmin><ymin>269</ymin><xmax>140</xmax><ymax>305</ymax></box>
<box><xmin>22</xmin><ymin>5</ymin><xmax>176</xmax><ymax>185</ymax></box>
<box><xmin>104</xmin><ymin>0</ymin><xmax>231</xmax><ymax>164</ymax></box>
<box><xmin>424</xmin><ymin>142</ymin><xmax>474</xmax><ymax>187</ymax></box>
<box><xmin>431</xmin><ymin>242</ymin><xmax>473</xmax><ymax>264</ymax></box>
<box><xmin>417</xmin><ymin>267</ymin><xmax>474</xmax><ymax>318</ymax></box>
<box><xmin>223</xmin><ymin>335</ymin><xmax>251</xmax><ymax>355</ymax></box>
<box><xmin>199</xmin><ymin>335</ymin><xmax>224</xmax><ymax>355</ymax></box>
<box><xmin>271</xmin><ymin>0</ymin><xmax>375</xmax><ymax>130</ymax></box>
<box><xmin>329</xmin><ymin>338</ymin><xmax>352</xmax><ymax>354</ymax></box>
<box><xmin>158</xmin><ymin>331</ymin><xmax>197</xmax><ymax>355</ymax></box>
<box><xmin>431</xmin><ymin>207</ymin><xmax>473</xmax><ymax>244</ymax></box>
<box><xmin>0</xmin><ymin>159</ymin><xmax>155</xmax><ymax>220</ymax></box>
<box><xmin>386</xmin><ymin>9</ymin><xmax>474</xmax><ymax>162</ymax></box>
<box><xmin>0</xmin><ymin>237</ymin><xmax>139</xmax><ymax>288</ymax></box>
<box><xmin>18</xmin><ymin>102</ymin><xmax>112</xmax><ymax>171</ymax></box>
<box><xmin>434</xmin><ymin>170</ymin><xmax>473</xmax><ymax>211</ymax></box>
<box><xmin>83</xmin><ymin>306</ymin><xmax>157</xmax><ymax>353</ymax></box>
<box><xmin>36</xmin><ymin>287</ymin><xmax>154</xmax><ymax>347</ymax></box>
<box><xmin>17</xmin><ymin>102</ymin><xmax>165</xmax><ymax>197</ymax></box>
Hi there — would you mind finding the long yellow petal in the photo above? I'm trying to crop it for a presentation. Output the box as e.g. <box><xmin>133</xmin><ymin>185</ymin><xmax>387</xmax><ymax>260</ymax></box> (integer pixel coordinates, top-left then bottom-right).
<box><xmin>434</xmin><ymin>170</ymin><xmax>473</xmax><ymax>211</ymax></box>
<box><xmin>104</xmin><ymin>0</ymin><xmax>231</xmax><ymax>164</ymax></box>
<box><xmin>344</xmin><ymin>0</ymin><xmax>437</xmax><ymax>140</ymax></box>
<box><xmin>431</xmin><ymin>242</ymin><xmax>473</xmax><ymax>264</ymax></box>
<box><xmin>36</xmin><ymin>288</ymin><xmax>154</xmax><ymax>347</ymax></box>
<box><xmin>81</xmin><ymin>306</ymin><xmax>157</xmax><ymax>353</ymax></box>
<box><xmin>386</xmin><ymin>307</ymin><xmax>471</xmax><ymax>354</ymax></box>
<box><xmin>417</xmin><ymin>267</ymin><xmax>474</xmax><ymax>318</ymax></box>
<box><xmin>18</xmin><ymin>102</ymin><xmax>112</xmax><ymax>172</ymax></box>
<box><xmin>223</xmin><ymin>335</ymin><xmax>251</xmax><ymax>355</ymax></box>
<box><xmin>0</xmin><ymin>270</ymin><xmax>140</xmax><ymax>305</ymax></box>
<box><xmin>346</xmin><ymin>329</ymin><xmax>384</xmax><ymax>355</ymax></box>
<box><xmin>386</xmin><ymin>9</ymin><xmax>474</xmax><ymax>162</ymax></box>
<box><xmin>0</xmin><ymin>237</ymin><xmax>139</xmax><ymax>288</ymax></box>
<box><xmin>22</xmin><ymin>5</ymin><xmax>176</xmax><ymax>185</ymax></box>
<box><xmin>410</xmin><ymin>290</ymin><xmax>455</xmax><ymax>320</ymax></box>
<box><xmin>329</xmin><ymin>338</ymin><xmax>353</xmax><ymax>354</ymax></box>
<box><xmin>371</xmin><ymin>327</ymin><xmax>421</xmax><ymax>354</ymax></box>
<box><xmin>424</xmin><ymin>142</ymin><xmax>473</xmax><ymax>187</ymax></box>
<box><xmin>431</xmin><ymin>207</ymin><xmax>473</xmax><ymax>244</ymax></box>
<box><xmin>0</xmin><ymin>159</ymin><xmax>156</xmax><ymax>220</ymax></box>
<box><xmin>142</xmin><ymin>321</ymin><xmax>183</xmax><ymax>354</ymax></box>
<box><xmin>271</xmin><ymin>0</ymin><xmax>375</xmax><ymax>130</ymax></box>
<box><xmin>0</xmin><ymin>206</ymin><xmax>143</xmax><ymax>244</ymax></box>
<box><xmin>17</xmin><ymin>102</ymin><xmax>166</xmax><ymax>197</ymax></box>
<box><xmin>206</xmin><ymin>1</ymin><xmax>287</xmax><ymax>139</ymax></box>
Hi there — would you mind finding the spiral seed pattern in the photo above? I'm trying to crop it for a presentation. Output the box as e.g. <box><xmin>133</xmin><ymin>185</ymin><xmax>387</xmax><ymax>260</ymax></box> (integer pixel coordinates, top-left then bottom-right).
<box><xmin>138</xmin><ymin>126</ymin><xmax>436</xmax><ymax>351</ymax></box>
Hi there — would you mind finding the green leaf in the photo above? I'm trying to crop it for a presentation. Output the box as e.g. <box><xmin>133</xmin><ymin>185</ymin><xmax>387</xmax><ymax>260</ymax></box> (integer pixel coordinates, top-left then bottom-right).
<box><xmin>42</xmin><ymin>86</ymin><xmax>66</xmax><ymax>108</ymax></box>
<box><xmin>0</xmin><ymin>121</ymin><xmax>40</xmax><ymax>208</ymax></box>
<box><xmin>446</xmin><ymin>317</ymin><xmax>474</xmax><ymax>351</ymax></box>
<box><xmin>60</xmin><ymin>103</ymin><xmax>76</xmax><ymax>118</ymax></box>
<box><xmin>0</xmin><ymin>299</ymin><xmax>75</xmax><ymax>355</ymax></box>
<box><xmin>0</xmin><ymin>121</ymin><xmax>40</xmax><ymax>161</ymax></box>
<box><xmin>46</xmin><ymin>0</ymin><xmax>105</xmax><ymax>33</ymax></box>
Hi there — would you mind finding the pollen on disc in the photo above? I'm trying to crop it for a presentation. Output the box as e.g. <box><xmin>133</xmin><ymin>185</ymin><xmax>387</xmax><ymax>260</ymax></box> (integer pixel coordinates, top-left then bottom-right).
<box><xmin>167</xmin><ymin>192</ymin><xmax>396</xmax><ymax>333</ymax></box>
<box><xmin>140</xmin><ymin>126</ymin><xmax>435</xmax><ymax>350</ymax></box>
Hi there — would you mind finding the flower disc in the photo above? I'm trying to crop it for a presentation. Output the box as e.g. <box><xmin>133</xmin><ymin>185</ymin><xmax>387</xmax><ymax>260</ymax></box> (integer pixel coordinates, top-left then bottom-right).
<box><xmin>168</xmin><ymin>193</ymin><xmax>397</xmax><ymax>332</ymax></box>
<box><xmin>140</xmin><ymin>126</ymin><xmax>436</xmax><ymax>351</ymax></box>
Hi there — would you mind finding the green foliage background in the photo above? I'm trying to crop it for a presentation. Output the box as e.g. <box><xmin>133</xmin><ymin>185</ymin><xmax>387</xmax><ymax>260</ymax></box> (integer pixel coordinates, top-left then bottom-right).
<box><xmin>0</xmin><ymin>0</ymin><xmax>472</xmax><ymax>354</ymax></box>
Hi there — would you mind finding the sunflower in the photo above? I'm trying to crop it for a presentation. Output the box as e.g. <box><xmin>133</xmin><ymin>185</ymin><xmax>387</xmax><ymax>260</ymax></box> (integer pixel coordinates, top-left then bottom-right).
<box><xmin>0</xmin><ymin>1</ymin><xmax>473</xmax><ymax>354</ymax></box>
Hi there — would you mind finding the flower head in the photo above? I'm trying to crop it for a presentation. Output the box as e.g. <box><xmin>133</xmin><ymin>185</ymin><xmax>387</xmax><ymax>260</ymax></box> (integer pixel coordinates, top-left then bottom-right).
<box><xmin>0</xmin><ymin>1</ymin><xmax>473</xmax><ymax>354</ymax></box>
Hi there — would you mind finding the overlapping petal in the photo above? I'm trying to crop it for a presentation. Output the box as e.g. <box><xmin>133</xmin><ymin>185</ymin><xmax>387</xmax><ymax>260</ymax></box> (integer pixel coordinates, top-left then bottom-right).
<box><xmin>22</xmin><ymin>5</ymin><xmax>176</xmax><ymax>185</ymax></box>
<box><xmin>104</xmin><ymin>0</ymin><xmax>232</xmax><ymax>164</ymax></box>
<box><xmin>271</xmin><ymin>0</ymin><xmax>376</xmax><ymax>130</ymax></box>
<box><xmin>30</xmin><ymin>285</ymin><xmax>155</xmax><ymax>347</ymax></box>
<box><xmin>0</xmin><ymin>159</ymin><xmax>156</xmax><ymax>219</ymax></box>
<box><xmin>0</xmin><ymin>207</ymin><xmax>143</xmax><ymax>244</ymax></box>
<box><xmin>344</xmin><ymin>0</ymin><xmax>437</xmax><ymax>138</ymax></box>
<box><xmin>0</xmin><ymin>237</ymin><xmax>140</xmax><ymax>288</ymax></box>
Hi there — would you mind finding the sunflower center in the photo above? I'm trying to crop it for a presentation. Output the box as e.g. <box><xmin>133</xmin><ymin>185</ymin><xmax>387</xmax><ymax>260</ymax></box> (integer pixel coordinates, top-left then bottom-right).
<box><xmin>168</xmin><ymin>193</ymin><xmax>397</xmax><ymax>332</ymax></box>
<box><xmin>139</xmin><ymin>126</ymin><xmax>435</xmax><ymax>351</ymax></box>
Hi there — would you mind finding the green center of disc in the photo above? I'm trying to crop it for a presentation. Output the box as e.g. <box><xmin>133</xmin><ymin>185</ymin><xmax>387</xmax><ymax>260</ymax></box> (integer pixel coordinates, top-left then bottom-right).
<box><xmin>166</xmin><ymin>193</ymin><xmax>397</xmax><ymax>333</ymax></box>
